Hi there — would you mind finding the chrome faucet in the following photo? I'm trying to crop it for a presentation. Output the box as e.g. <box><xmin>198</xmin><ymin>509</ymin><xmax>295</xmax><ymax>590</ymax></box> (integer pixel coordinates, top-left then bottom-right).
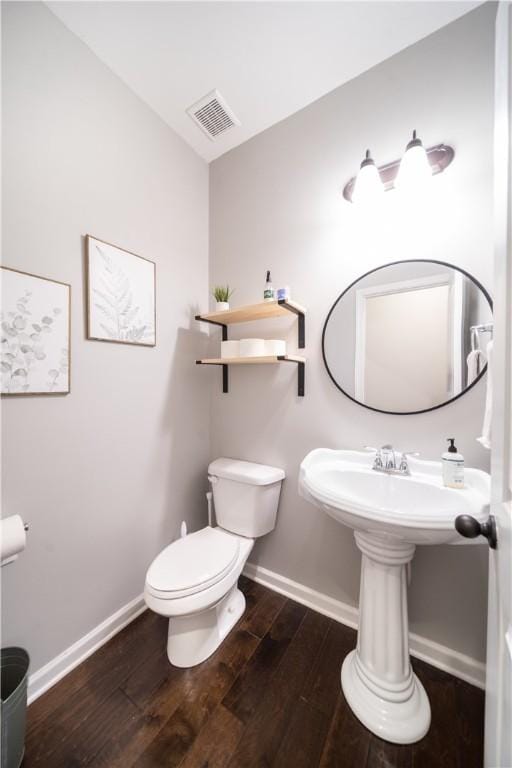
<box><xmin>365</xmin><ymin>445</ymin><xmax>418</xmax><ymax>476</ymax></box>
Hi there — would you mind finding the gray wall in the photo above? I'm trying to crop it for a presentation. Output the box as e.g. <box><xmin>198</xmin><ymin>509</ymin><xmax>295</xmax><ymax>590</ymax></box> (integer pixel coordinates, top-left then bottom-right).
<box><xmin>1</xmin><ymin>2</ymin><xmax>210</xmax><ymax>672</ymax></box>
<box><xmin>210</xmin><ymin>4</ymin><xmax>495</xmax><ymax>662</ymax></box>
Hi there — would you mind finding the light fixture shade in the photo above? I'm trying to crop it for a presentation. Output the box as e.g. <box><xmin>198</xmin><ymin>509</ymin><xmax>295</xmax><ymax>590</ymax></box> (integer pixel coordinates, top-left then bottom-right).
<box><xmin>352</xmin><ymin>150</ymin><xmax>384</xmax><ymax>205</ymax></box>
<box><xmin>395</xmin><ymin>130</ymin><xmax>432</xmax><ymax>192</ymax></box>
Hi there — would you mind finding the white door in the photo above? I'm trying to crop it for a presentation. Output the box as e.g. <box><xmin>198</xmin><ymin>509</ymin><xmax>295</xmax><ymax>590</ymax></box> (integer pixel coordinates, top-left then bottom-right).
<box><xmin>485</xmin><ymin>4</ymin><xmax>512</xmax><ymax>767</ymax></box>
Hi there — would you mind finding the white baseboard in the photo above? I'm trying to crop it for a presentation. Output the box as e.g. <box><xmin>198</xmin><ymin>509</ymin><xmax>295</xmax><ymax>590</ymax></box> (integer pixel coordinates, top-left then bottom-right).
<box><xmin>243</xmin><ymin>562</ymin><xmax>486</xmax><ymax>690</ymax></box>
<box><xmin>27</xmin><ymin>565</ymin><xmax>486</xmax><ymax>705</ymax></box>
<box><xmin>28</xmin><ymin>594</ymin><xmax>146</xmax><ymax>704</ymax></box>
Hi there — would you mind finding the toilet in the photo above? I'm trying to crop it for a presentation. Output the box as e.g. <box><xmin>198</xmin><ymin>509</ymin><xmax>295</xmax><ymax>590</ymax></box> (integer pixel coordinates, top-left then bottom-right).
<box><xmin>144</xmin><ymin>457</ymin><xmax>285</xmax><ymax>667</ymax></box>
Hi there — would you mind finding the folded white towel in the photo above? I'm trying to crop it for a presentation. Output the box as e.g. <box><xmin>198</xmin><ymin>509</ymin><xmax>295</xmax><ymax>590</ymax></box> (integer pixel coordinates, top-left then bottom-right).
<box><xmin>467</xmin><ymin>348</ymin><xmax>485</xmax><ymax>385</ymax></box>
<box><xmin>477</xmin><ymin>340</ymin><xmax>493</xmax><ymax>450</ymax></box>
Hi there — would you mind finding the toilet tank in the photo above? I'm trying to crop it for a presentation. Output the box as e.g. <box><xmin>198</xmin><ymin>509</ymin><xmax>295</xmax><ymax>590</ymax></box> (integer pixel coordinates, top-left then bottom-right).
<box><xmin>208</xmin><ymin>458</ymin><xmax>285</xmax><ymax>538</ymax></box>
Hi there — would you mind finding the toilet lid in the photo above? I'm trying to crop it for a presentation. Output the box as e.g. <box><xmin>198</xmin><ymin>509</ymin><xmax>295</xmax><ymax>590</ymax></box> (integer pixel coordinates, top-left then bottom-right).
<box><xmin>145</xmin><ymin>527</ymin><xmax>240</xmax><ymax>598</ymax></box>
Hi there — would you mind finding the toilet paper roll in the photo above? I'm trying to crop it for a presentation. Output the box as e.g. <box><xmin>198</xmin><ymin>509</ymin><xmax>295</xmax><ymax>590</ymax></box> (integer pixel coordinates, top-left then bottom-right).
<box><xmin>264</xmin><ymin>340</ymin><xmax>286</xmax><ymax>356</ymax></box>
<box><xmin>239</xmin><ymin>339</ymin><xmax>266</xmax><ymax>357</ymax></box>
<box><xmin>1</xmin><ymin>515</ymin><xmax>27</xmax><ymax>566</ymax></box>
<box><xmin>221</xmin><ymin>340</ymin><xmax>240</xmax><ymax>359</ymax></box>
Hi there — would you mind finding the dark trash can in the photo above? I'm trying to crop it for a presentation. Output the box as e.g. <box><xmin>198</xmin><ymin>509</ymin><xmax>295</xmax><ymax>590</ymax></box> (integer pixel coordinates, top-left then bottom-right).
<box><xmin>1</xmin><ymin>647</ymin><xmax>30</xmax><ymax>768</ymax></box>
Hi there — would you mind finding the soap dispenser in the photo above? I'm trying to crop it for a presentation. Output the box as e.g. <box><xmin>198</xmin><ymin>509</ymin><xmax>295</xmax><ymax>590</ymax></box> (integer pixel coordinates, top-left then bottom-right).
<box><xmin>263</xmin><ymin>270</ymin><xmax>274</xmax><ymax>302</ymax></box>
<box><xmin>442</xmin><ymin>438</ymin><xmax>465</xmax><ymax>489</ymax></box>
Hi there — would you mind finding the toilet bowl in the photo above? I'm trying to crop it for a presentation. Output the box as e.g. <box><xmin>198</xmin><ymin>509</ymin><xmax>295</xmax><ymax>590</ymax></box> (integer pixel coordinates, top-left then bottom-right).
<box><xmin>144</xmin><ymin>458</ymin><xmax>284</xmax><ymax>667</ymax></box>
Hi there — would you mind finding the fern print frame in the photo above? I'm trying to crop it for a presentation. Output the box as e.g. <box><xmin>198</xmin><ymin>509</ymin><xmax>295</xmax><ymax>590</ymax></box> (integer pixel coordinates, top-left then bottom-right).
<box><xmin>86</xmin><ymin>236</ymin><xmax>156</xmax><ymax>347</ymax></box>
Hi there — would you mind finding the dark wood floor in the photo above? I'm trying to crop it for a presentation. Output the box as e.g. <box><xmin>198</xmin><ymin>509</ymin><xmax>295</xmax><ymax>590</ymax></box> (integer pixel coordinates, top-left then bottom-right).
<box><xmin>24</xmin><ymin>577</ymin><xmax>484</xmax><ymax>767</ymax></box>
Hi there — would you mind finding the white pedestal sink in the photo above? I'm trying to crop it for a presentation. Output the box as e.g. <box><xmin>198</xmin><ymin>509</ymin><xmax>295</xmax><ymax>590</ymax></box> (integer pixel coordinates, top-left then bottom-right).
<box><xmin>299</xmin><ymin>449</ymin><xmax>490</xmax><ymax>745</ymax></box>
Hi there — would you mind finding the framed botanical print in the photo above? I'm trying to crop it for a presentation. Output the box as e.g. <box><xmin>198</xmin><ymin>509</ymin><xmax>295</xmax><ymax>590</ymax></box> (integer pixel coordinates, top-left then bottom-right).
<box><xmin>86</xmin><ymin>235</ymin><xmax>156</xmax><ymax>346</ymax></box>
<box><xmin>1</xmin><ymin>267</ymin><xmax>71</xmax><ymax>395</ymax></box>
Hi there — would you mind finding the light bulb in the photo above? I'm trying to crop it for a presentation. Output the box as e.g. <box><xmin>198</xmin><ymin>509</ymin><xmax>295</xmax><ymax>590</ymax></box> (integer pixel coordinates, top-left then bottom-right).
<box><xmin>352</xmin><ymin>149</ymin><xmax>384</xmax><ymax>206</ymax></box>
<box><xmin>395</xmin><ymin>130</ymin><xmax>432</xmax><ymax>193</ymax></box>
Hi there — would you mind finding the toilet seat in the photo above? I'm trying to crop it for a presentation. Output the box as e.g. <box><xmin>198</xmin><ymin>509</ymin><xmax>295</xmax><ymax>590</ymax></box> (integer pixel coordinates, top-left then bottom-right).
<box><xmin>145</xmin><ymin>526</ymin><xmax>240</xmax><ymax>600</ymax></box>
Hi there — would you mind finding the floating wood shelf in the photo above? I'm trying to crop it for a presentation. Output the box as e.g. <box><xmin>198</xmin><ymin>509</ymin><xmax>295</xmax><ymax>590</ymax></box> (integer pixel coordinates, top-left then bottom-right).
<box><xmin>195</xmin><ymin>299</ymin><xmax>307</xmax><ymax>396</ymax></box>
<box><xmin>195</xmin><ymin>299</ymin><xmax>306</xmax><ymax>349</ymax></box>
<box><xmin>197</xmin><ymin>355</ymin><xmax>305</xmax><ymax>366</ymax></box>
<box><xmin>196</xmin><ymin>355</ymin><xmax>305</xmax><ymax>396</ymax></box>
<box><xmin>196</xmin><ymin>299</ymin><xmax>306</xmax><ymax>326</ymax></box>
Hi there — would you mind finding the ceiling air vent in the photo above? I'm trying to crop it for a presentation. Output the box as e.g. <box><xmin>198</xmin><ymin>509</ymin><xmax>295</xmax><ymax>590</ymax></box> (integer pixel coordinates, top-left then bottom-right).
<box><xmin>187</xmin><ymin>89</ymin><xmax>240</xmax><ymax>141</ymax></box>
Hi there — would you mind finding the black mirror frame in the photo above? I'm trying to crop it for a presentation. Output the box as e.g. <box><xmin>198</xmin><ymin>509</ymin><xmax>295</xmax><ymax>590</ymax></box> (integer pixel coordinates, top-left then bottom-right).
<box><xmin>321</xmin><ymin>259</ymin><xmax>493</xmax><ymax>415</ymax></box>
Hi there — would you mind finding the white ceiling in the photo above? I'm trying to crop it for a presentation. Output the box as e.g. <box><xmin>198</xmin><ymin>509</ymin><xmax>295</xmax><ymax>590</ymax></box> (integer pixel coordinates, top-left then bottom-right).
<box><xmin>47</xmin><ymin>1</ymin><xmax>481</xmax><ymax>163</ymax></box>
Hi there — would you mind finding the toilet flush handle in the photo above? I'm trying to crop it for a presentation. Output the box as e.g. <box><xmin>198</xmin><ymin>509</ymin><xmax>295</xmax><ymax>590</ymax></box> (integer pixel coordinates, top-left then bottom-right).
<box><xmin>208</xmin><ymin>475</ymin><xmax>218</xmax><ymax>485</ymax></box>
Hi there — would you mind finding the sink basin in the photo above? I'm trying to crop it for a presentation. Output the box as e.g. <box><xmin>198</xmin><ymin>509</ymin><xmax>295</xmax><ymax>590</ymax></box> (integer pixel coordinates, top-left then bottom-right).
<box><xmin>300</xmin><ymin>448</ymin><xmax>490</xmax><ymax>545</ymax></box>
<box><xmin>299</xmin><ymin>448</ymin><xmax>490</xmax><ymax>745</ymax></box>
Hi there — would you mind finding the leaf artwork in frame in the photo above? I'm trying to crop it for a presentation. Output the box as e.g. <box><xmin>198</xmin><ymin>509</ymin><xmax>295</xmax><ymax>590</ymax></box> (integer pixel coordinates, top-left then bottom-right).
<box><xmin>86</xmin><ymin>235</ymin><xmax>156</xmax><ymax>347</ymax></box>
<box><xmin>1</xmin><ymin>267</ymin><xmax>71</xmax><ymax>395</ymax></box>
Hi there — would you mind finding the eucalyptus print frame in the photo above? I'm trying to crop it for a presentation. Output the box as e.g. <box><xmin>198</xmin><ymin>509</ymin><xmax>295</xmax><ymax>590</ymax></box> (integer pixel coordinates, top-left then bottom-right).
<box><xmin>1</xmin><ymin>267</ymin><xmax>71</xmax><ymax>395</ymax></box>
<box><xmin>86</xmin><ymin>236</ymin><xmax>156</xmax><ymax>347</ymax></box>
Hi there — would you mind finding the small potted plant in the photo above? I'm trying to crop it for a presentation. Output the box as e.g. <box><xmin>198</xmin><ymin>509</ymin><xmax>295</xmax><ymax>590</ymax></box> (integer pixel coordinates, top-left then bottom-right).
<box><xmin>212</xmin><ymin>285</ymin><xmax>234</xmax><ymax>312</ymax></box>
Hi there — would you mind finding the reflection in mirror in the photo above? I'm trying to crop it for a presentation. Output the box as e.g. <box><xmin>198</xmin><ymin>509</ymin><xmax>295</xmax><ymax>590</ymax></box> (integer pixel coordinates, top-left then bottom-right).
<box><xmin>322</xmin><ymin>261</ymin><xmax>493</xmax><ymax>414</ymax></box>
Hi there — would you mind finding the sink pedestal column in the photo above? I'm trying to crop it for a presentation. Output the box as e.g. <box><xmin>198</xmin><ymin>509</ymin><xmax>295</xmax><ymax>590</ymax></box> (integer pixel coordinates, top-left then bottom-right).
<box><xmin>341</xmin><ymin>531</ymin><xmax>431</xmax><ymax>744</ymax></box>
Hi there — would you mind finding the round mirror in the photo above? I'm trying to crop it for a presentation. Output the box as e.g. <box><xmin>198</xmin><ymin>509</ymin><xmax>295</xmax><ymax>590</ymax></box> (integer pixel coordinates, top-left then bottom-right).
<box><xmin>322</xmin><ymin>260</ymin><xmax>492</xmax><ymax>415</ymax></box>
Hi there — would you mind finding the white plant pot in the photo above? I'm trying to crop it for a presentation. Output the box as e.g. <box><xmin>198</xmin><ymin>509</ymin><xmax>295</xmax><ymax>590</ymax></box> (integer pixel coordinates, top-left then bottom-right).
<box><xmin>216</xmin><ymin>301</ymin><xmax>230</xmax><ymax>312</ymax></box>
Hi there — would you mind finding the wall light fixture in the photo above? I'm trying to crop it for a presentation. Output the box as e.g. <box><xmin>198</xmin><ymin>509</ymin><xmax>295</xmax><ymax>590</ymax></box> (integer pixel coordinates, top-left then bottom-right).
<box><xmin>343</xmin><ymin>132</ymin><xmax>454</xmax><ymax>203</ymax></box>
<box><xmin>351</xmin><ymin>149</ymin><xmax>384</xmax><ymax>205</ymax></box>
